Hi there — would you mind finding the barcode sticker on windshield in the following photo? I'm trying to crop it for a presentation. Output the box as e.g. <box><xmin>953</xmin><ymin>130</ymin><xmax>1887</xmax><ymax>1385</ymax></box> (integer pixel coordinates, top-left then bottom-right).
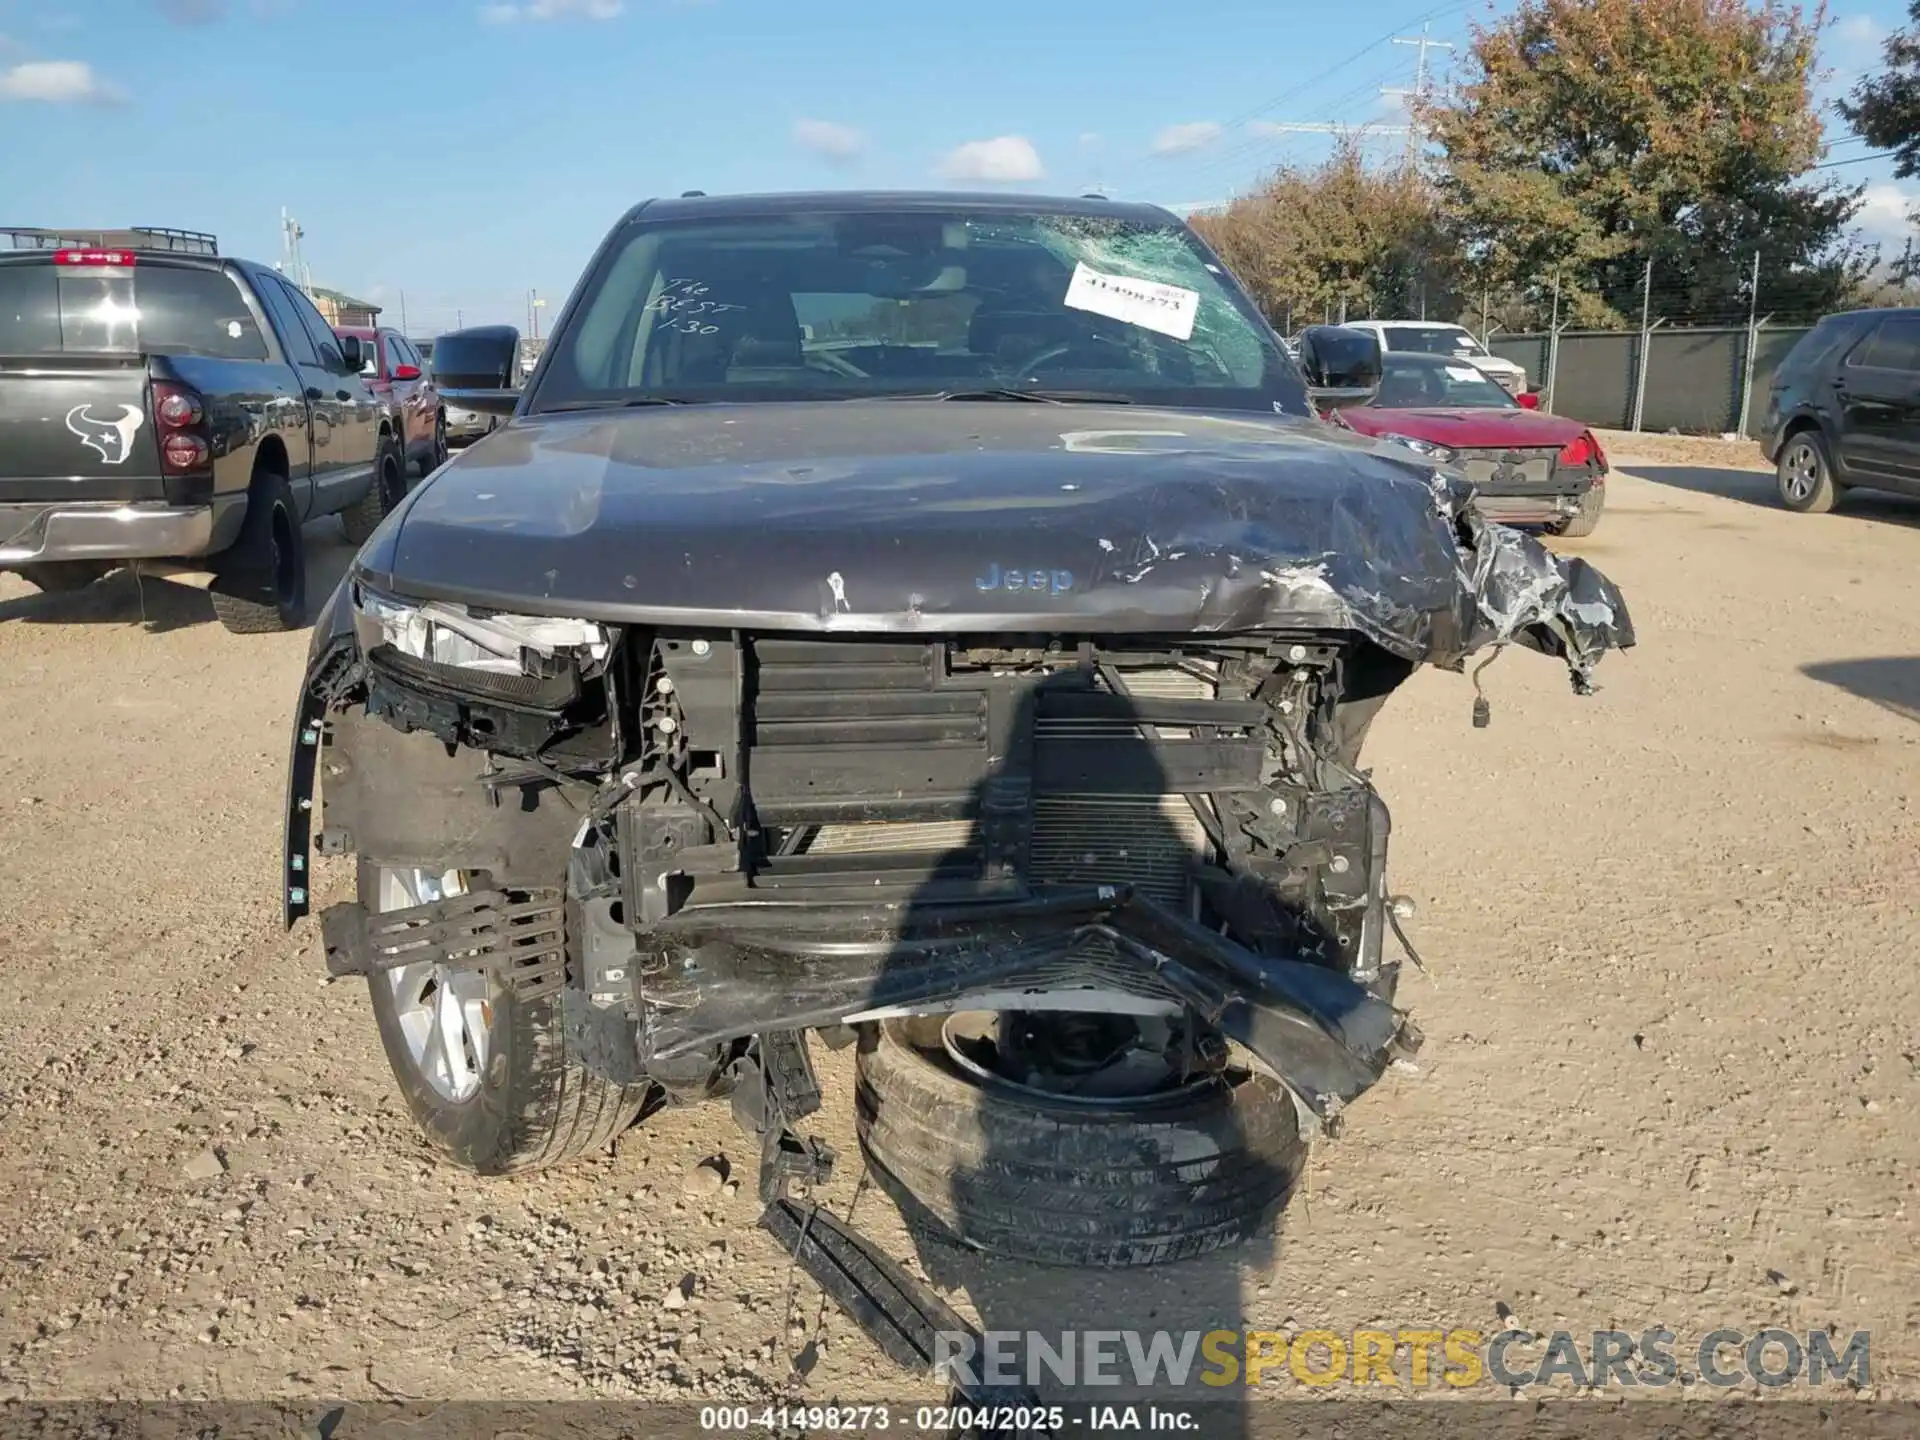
<box><xmin>1063</xmin><ymin>263</ymin><xmax>1199</xmax><ymax>341</ymax></box>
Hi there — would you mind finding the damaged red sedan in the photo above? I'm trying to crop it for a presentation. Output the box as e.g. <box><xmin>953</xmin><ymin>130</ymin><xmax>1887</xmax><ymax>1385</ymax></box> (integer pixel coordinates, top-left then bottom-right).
<box><xmin>1328</xmin><ymin>350</ymin><xmax>1609</xmax><ymax>537</ymax></box>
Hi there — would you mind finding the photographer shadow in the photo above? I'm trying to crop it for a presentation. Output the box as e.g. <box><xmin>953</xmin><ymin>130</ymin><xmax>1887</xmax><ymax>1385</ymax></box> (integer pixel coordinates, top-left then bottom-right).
<box><xmin>844</xmin><ymin>667</ymin><xmax>1333</xmax><ymax>1436</ymax></box>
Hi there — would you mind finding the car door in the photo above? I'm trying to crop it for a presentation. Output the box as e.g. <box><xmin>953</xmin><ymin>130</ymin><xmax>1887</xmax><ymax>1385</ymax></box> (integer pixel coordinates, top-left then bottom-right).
<box><xmin>1830</xmin><ymin>317</ymin><xmax>1920</xmax><ymax>486</ymax></box>
<box><xmin>281</xmin><ymin>282</ymin><xmax>381</xmax><ymax>511</ymax></box>
<box><xmin>387</xmin><ymin>333</ymin><xmax>427</xmax><ymax>462</ymax></box>
<box><xmin>253</xmin><ymin>274</ymin><xmax>343</xmax><ymax>519</ymax></box>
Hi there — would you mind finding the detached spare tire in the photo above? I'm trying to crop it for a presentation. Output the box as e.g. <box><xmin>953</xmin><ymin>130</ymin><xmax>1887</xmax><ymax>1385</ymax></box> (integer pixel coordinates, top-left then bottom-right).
<box><xmin>855</xmin><ymin>1014</ymin><xmax>1306</xmax><ymax>1268</ymax></box>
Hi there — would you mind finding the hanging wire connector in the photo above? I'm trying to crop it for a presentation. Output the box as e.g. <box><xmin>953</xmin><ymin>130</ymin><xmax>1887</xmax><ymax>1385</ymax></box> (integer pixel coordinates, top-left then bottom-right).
<box><xmin>1470</xmin><ymin>646</ymin><xmax>1505</xmax><ymax>728</ymax></box>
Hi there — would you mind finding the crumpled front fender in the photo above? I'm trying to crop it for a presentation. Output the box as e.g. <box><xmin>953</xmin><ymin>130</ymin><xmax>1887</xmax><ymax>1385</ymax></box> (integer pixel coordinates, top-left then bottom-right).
<box><xmin>282</xmin><ymin>576</ymin><xmax>358</xmax><ymax>929</ymax></box>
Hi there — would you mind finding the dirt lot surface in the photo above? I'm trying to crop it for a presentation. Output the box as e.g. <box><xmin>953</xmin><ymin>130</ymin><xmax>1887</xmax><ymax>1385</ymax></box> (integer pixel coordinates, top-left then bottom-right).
<box><xmin>3</xmin><ymin>434</ymin><xmax>1918</xmax><ymax>1408</ymax></box>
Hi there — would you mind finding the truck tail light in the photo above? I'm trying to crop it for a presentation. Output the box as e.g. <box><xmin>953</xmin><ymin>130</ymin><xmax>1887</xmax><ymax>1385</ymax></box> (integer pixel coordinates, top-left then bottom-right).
<box><xmin>53</xmin><ymin>249</ymin><xmax>137</xmax><ymax>267</ymax></box>
<box><xmin>152</xmin><ymin>380</ymin><xmax>213</xmax><ymax>498</ymax></box>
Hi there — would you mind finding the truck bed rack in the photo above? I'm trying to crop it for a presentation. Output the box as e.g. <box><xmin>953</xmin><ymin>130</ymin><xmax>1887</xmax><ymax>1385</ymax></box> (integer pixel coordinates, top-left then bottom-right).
<box><xmin>1</xmin><ymin>226</ymin><xmax>219</xmax><ymax>256</ymax></box>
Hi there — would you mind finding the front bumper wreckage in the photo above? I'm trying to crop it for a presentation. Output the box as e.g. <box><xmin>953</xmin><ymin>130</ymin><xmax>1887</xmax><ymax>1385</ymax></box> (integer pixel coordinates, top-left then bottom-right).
<box><xmin>281</xmin><ymin>456</ymin><xmax>1633</xmax><ymax>1393</ymax></box>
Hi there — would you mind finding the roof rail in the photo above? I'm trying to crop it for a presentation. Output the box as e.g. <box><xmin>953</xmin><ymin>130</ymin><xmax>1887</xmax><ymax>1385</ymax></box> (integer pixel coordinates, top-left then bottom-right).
<box><xmin>1</xmin><ymin>225</ymin><xmax>220</xmax><ymax>256</ymax></box>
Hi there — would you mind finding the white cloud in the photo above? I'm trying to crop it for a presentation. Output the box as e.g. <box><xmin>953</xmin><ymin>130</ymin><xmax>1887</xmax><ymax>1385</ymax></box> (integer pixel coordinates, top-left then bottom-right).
<box><xmin>1151</xmin><ymin>121</ymin><xmax>1224</xmax><ymax>156</ymax></box>
<box><xmin>1835</xmin><ymin>14</ymin><xmax>1882</xmax><ymax>48</ymax></box>
<box><xmin>793</xmin><ymin>117</ymin><xmax>865</xmax><ymax>164</ymax></box>
<box><xmin>1079</xmin><ymin>131</ymin><xmax>1103</xmax><ymax>148</ymax></box>
<box><xmin>1855</xmin><ymin>181</ymin><xmax>1917</xmax><ymax>238</ymax></box>
<box><xmin>936</xmin><ymin>135</ymin><xmax>1045</xmax><ymax>183</ymax></box>
<box><xmin>0</xmin><ymin>59</ymin><xmax>125</xmax><ymax>104</ymax></box>
<box><xmin>481</xmin><ymin>0</ymin><xmax>622</xmax><ymax>21</ymax></box>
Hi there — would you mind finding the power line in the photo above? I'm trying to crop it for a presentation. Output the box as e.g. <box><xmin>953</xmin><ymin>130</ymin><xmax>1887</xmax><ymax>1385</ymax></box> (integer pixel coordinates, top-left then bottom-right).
<box><xmin>1113</xmin><ymin>0</ymin><xmax>1471</xmax><ymax>192</ymax></box>
<box><xmin>1814</xmin><ymin>150</ymin><xmax>1895</xmax><ymax>169</ymax></box>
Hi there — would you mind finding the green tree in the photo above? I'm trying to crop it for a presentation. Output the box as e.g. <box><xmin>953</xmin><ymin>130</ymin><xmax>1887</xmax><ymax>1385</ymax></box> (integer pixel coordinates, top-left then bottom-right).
<box><xmin>1840</xmin><ymin>2</ymin><xmax>1920</xmax><ymax>179</ymax></box>
<box><xmin>1419</xmin><ymin>0</ymin><xmax>1869</xmax><ymax>327</ymax></box>
<box><xmin>1190</xmin><ymin>136</ymin><xmax>1458</xmax><ymax>330</ymax></box>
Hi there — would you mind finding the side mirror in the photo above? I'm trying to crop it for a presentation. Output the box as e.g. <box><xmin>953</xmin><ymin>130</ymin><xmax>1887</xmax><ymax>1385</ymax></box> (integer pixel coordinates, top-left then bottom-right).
<box><xmin>1516</xmin><ymin>390</ymin><xmax>1540</xmax><ymax>410</ymax></box>
<box><xmin>1296</xmin><ymin>325</ymin><xmax>1381</xmax><ymax>410</ymax></box>
<box><xmin>392</xmin><ymin>363</ymin><xmax>422</xmax><ymax>381</ymax></box>
<box><xmin>337</xmin><ymin>334</ymin><xmax>363</xmax><ymax>373</ymax></box>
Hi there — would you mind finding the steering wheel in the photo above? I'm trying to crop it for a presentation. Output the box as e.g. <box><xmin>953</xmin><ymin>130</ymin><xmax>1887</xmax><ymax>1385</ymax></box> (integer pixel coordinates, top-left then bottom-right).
<box><xmin>805</xmin><ymin>350</ymin><xmax>870</xmax><ymax>379</ymax></box>
<box><xmin>1007</xmin><ymin>333</ymin><xmax>1134</xmax><ymax>380</ymax></box>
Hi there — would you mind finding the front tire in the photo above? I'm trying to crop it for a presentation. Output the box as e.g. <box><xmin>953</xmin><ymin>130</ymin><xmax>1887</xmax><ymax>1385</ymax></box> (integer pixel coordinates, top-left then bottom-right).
<box><xmin>855</xmin><ymin>1016</ymin><xmax>1305</xmax><ymax>1268</ymax></box>
<box><xmin>209</xmin><ymin>467</ymin><xmax>306</xmax><ymax>634</ymax></box>
<box><xmin>418</xmin><ymin>413</ymin><xmax>448</xmax><ymax>478</ymax></box>
<box><xmin>1777</xmin><ymin>430</ymin><xmax>1842</xmax><ymax>514</ymax></box>
<box><xmin>361</xmin><ymin>862</ymin><xmax>650</xmax><ymax>1175</ymax></box>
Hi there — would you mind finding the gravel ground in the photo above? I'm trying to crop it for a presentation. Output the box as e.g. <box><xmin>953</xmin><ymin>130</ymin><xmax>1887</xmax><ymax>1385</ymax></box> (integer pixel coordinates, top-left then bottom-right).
<box><xmin>2</xmin><ymin>435</ymin><xmax>1917</xmax><ymax>1406</ymax></box>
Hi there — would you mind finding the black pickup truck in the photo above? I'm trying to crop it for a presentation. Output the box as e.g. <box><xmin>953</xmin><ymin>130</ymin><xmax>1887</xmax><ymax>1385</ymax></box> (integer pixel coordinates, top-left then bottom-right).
<box><xmin>0</xmin><ymin>226</ymin><xmax>410</xmax><ymax>633</ymax></box>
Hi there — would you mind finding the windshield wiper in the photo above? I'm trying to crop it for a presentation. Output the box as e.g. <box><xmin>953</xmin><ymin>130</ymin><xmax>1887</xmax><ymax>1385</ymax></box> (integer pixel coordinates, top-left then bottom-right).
<box><xmin>542</xmin><ymin>397</ymin><xmax>701</xmax><ymax>412</ymax></box>
<box><xmin>860</xmin><ymin>388</ymin><xmax>1135</xmax><ymax>405</ymax></box>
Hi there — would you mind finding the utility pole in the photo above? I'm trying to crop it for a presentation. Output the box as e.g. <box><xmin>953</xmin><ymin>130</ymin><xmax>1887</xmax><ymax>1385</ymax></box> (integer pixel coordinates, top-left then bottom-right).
<box><xmin>1631</xmin><ymin>257</ymin><xmax>1663</xmax><ymax>433</ymax></box>
<box><xmin>1737</xmin><ymin>250</ymin><xmax>1770</xmax><ymax>439</ymax></box>
<box><xmin>1380</xmin><ymin>24</ymin><xmax>1454</xmax><ymax>162</ymax></box>
<box><xmin>399</xmin><ymin>290</ymin><xmax>408</xmax><ymax>336</ymax></box>
<box><xmin>280</xmin><ymin>208</ymin><xmax>311</xmax><ymax>294</ymax></box>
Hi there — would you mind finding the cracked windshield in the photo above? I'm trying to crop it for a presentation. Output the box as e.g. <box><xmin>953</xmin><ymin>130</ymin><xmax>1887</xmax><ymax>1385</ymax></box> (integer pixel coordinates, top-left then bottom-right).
<box><xmin>541</xmin><ymin>209</ymin><xmax>1296</xmax><ymax>410</ymax></box>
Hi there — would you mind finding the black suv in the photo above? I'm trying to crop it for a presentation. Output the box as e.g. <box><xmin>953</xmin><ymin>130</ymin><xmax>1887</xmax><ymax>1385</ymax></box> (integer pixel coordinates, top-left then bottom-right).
<box><xmin>284</xmin><ymin>192</ymin><xmax>1631</xmax><ymax>1314</ymax></box>
<box><xmin>1762</xmin><ymin>306</ymin><xmax>1920</xmax><ymax>515</ymax></box>
<box><xmin>0</xmin><ymin>226</ymin><xmax>412</xmax><ymax>632</ymax></box>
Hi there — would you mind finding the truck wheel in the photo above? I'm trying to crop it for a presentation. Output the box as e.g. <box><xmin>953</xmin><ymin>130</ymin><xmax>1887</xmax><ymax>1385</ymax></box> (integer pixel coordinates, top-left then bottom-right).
<box><xmin>855</xmin><ymin>1014</ymin><xmax>1305</xmax><ymax>1268</ymax></box>
<box><xmin>342</xmin><ymin>438</ymin><xmax>406</xmax><ymax>546</ymax></box>
<box><xmin>209</xmin><ymin>469</ymin><xmax>306</xmax><ymax>634</ymax></box>
<box><xmin>15</xmin><ymin>560</ymin><xmax>113</xmax><ymax>593</ymax></box>
<box><xmin>1777</xmin><ymin>430</ymin><xmax>1842</xmax><ymax>514</ymax></box>
<box><xmin>361</xmin><ymin>862</ymin><xmax>651</xmax><ymax>1175</ymax></box>
<box><xmin>1551</xmin><ymin>485</ymin><xmax>1605</xmax><ymax>538</ymax></box>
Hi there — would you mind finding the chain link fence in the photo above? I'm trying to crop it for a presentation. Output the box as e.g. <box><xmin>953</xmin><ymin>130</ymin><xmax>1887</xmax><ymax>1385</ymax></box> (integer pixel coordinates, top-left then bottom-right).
<box><xmin>1259</xmin><ymin>250</ymin><xmax>1911</xmax><ymax>438</ymax></box>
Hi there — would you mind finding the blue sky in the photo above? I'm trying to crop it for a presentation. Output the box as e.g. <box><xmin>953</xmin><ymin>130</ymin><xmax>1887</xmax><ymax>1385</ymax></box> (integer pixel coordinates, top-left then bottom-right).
<box><xmin>2</xmin><ymin>0</ymin><xmax>1914</xmax><ymax>336</ymax></box>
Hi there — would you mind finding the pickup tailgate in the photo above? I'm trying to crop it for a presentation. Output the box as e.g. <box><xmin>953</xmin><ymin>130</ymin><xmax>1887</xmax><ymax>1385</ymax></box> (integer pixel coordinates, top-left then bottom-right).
<box><xmin>0</xmin><ymin>250</ymin><xmax>265</xmax><ymax>503</ymax></box>
<box><xmin>0</xmin><ymin>356</ymin><xmax>162</xmax><ymax>500</ymax></box>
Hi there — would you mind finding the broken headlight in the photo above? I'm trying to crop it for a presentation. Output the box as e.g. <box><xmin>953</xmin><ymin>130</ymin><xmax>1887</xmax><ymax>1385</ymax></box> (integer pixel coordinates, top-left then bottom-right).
<box><xmin>351</xmin><ymin>583</ymin><xmax>613</xmax><ymax>682</ymax></box>
<box><xmin>1376</xmin><ymin>433</ymin><xmax>1458</xmax><ymax>464</ymax></box>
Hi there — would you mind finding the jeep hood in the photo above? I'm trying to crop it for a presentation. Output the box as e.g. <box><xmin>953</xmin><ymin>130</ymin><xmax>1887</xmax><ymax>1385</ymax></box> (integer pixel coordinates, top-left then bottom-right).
<box><xmin>362</xmin><ymin>400</ymin><xmax>1632</xmax><ymax>673</ymax></box>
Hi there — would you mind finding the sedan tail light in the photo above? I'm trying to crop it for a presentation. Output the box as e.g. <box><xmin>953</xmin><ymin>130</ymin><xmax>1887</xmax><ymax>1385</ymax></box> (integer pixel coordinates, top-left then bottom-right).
<box><xmin>1556</xmin><ymin>432</ymin><xmax>1598</xmax><ymax>467</ymax></box>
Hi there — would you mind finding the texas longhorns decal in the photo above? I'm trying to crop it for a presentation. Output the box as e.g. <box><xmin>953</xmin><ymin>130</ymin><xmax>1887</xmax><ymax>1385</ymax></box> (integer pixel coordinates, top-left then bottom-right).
<box><xmin>66</xmin><ymin>404</ymin><xmax>145</xmax><ymax>465</ymax></box>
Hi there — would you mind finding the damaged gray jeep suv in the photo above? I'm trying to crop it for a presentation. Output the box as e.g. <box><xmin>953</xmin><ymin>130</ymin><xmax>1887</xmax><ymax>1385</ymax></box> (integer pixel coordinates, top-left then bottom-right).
<box><xmin>284</xmin><ymin>192</ymin><xmax>1632</xmax><ymax>1291</ymax></box>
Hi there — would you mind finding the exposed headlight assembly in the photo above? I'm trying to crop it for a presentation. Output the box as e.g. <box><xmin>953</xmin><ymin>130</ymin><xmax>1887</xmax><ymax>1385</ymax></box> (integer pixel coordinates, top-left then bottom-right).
<box><xmin>1378</xmin><ymin>433</ymin><xmax>1459</xmax><ymax>465</ymax></box>
<box><xmin>351</xmin><ymin>584</ymin><xmax>613</xmax><ymax>679</ymax></box>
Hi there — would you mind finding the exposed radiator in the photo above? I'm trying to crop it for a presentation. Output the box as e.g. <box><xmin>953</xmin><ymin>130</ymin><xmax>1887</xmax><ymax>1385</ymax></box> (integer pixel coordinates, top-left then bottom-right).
<box><xmin>801</xmin><ymin>667</ymin><xmax>1215</xmax><ymax>904</ymax></box>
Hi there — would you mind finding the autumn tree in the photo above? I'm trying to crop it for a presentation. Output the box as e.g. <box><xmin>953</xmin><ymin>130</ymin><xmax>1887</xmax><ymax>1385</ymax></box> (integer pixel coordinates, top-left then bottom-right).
<box><xmin>1190</xmin><ymin>136</ymin><xmax>1458</xmax><ymax>330</ymax></box>
<box><xmin>1418</xmin><ymin>0</ymin><xmax>1869</xmax><ymax>327</ymax></box>
<box><xmin>1840</xmin><ymin>2</ymin><xmax>1920</xmax><ymax>179</ymax></box>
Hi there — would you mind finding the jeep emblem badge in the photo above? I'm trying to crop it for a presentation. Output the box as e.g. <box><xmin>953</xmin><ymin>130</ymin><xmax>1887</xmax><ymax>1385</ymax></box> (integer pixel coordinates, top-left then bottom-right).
<box><xmin>975</xmin><ymin>563</ymin><xmax>1074</xmax><ymax>595</ymax></box>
